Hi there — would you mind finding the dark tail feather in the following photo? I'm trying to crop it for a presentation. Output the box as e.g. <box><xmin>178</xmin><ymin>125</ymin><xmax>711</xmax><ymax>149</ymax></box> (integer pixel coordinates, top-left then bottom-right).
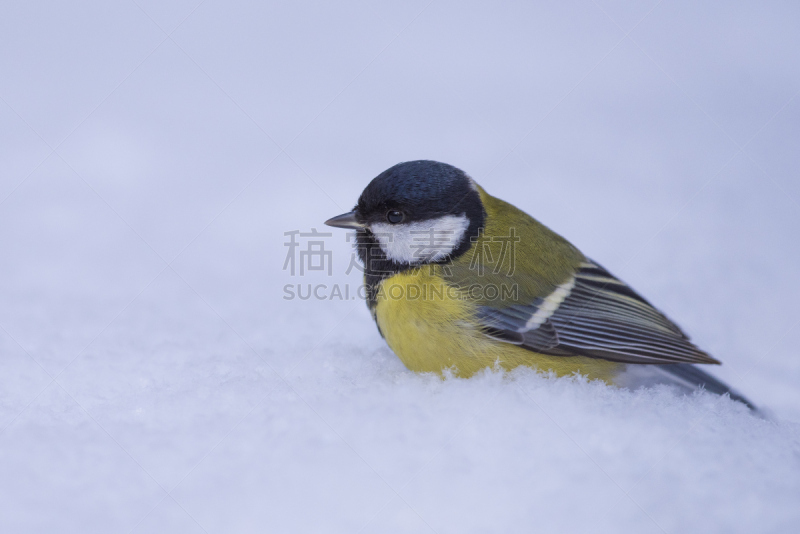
<box><xmin>657</xmin><ymin>364</ymin><xmax>758</xmax><ymax>411</ymax></box>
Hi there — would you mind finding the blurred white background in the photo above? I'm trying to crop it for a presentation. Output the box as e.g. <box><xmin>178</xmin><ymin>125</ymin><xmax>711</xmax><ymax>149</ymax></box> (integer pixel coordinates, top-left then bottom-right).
<box><xmin>1</xmin><ymin>1</ymin><xmax>799</xmax><ymax>533</ymax></box>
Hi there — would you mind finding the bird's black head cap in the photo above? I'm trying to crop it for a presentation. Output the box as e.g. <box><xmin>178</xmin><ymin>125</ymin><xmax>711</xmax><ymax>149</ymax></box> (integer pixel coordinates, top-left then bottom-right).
<box><xmin>355</xmin><ymin>160</ymin><xmax>484</xmax><ymax>233</ymax></box>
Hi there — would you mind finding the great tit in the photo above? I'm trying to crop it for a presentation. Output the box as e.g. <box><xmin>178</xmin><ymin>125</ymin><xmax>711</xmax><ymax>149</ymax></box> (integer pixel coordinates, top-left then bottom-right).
<box><xmin>325</xmin><ymin>160</ymin><xmax>755</xmax><ymax>409</ymax></box>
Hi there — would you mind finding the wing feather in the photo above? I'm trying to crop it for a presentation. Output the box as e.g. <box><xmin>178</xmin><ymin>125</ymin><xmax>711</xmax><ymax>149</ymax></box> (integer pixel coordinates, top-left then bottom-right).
<box><xmin>476</xmin><ymin>259</ymin><xmax>719</xmax><ymax>365</ymax></box>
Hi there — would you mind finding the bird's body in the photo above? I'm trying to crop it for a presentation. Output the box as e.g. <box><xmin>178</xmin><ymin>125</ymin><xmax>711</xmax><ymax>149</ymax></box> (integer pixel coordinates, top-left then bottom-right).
<box><xmin>325</xmin><ymin>160</ymin><xmax>755</xmax><ymax>408</ymax></box>
<box><xmin>373</xmin><ymin>184</ymin><xmax>621</xmax><ymax>382</ymax></box>
<box><xmin>375</xmin><ymin>266</ymin><xmax>622</xmax><ymax>382</ymax></box>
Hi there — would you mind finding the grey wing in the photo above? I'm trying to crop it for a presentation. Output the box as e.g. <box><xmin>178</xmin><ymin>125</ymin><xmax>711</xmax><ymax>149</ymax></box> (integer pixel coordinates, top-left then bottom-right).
<box><xmin>476</xmin><ymin>259</ymin><xmax>720</xmax><ymax>365</ymax></box>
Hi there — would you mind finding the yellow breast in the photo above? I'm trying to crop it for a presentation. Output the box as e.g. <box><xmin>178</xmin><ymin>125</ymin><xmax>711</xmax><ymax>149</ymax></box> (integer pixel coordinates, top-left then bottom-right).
<box><xmin>374</xmin><ymin>267</ymin><xmax>621</xmax><ymax>381</ymax></box>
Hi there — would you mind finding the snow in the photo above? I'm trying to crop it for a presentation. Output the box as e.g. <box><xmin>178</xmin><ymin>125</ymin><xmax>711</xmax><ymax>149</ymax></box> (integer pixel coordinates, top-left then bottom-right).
<box><xmin>2</xmin><ymin>1</ymin><xmax>800</xmax><ymax>533</ymax></box>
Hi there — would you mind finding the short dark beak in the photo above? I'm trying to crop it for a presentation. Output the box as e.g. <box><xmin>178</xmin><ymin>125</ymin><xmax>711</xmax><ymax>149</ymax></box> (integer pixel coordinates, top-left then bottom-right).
<box><xmin>324</xmin><ymin>211</ymin><xmax>365</xmax><ymax>230</ymax></box>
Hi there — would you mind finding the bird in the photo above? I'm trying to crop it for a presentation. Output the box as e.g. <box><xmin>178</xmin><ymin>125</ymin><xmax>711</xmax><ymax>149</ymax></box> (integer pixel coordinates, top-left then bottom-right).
<box><xmin>325</xmin><ymin>160</ymin><xmax>755</xmax><ymax>409</ymax></box>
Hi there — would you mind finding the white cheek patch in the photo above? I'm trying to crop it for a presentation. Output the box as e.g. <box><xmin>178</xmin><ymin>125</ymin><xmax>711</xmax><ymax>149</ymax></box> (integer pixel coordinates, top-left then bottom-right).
<box><xmin>371</xmin><ymin>214</ymin><xmax>470</xmax><ymax>264</ymax></box>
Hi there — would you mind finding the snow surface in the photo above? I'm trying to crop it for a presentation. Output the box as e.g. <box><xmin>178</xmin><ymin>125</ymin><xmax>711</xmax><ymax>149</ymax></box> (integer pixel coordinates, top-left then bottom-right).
<box><xmin>2</xmin><ymin>1</ymin><xmax>800</xmax><ymax>533</ymax></box>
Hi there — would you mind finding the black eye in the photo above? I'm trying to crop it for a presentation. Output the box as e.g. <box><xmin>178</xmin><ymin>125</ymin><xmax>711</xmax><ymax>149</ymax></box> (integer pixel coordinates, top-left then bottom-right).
<box><xmin>386</xmin><ymin>210</ymin><xmax>404</xmax><ymax>224</ymax></box>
